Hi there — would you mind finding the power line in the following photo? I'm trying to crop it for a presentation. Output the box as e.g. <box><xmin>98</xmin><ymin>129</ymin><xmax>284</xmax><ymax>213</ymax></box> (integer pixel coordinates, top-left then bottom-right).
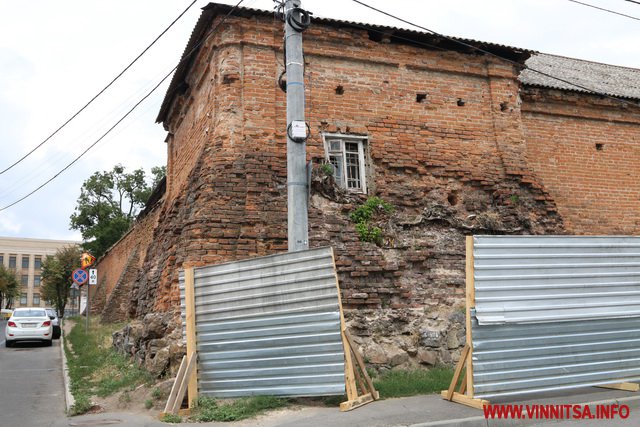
<box><xmin>624</xmin><ymin>0</ymin><xmax>640</xmax><ymax>6</ymax></box>
<box><xmin>0</xmin><ymin>0</ymin><xmax>246</xmax><ymax>212</ymax></box>
<box><xmin>0</xmin><ymin>0</ymin><xmax>199</xmax><ymax>176</ymax></box>
<box><xmin>350</xmin><ymin>0</ymin><xmax>640</xmax><ymax>108</ymax></box>
<box><xmin>568</xmin><ymin>0</ymin><xmax>640</xmax><ymax>21</ymax></box>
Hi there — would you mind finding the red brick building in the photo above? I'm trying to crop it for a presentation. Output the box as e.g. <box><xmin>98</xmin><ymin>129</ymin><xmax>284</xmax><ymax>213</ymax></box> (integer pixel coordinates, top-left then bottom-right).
<box><xmin>95</xmin><ymin>3</ymin><xmax>640</xmax><ymax>370</ymax></box>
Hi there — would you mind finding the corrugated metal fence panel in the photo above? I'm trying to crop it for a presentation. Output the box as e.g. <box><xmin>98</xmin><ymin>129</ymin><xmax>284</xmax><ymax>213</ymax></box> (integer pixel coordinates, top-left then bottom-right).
<box><xmin>472</xmin><ymin>313</ymin><xmax>640</xmax><ymax>399</ymax></box>
<box><xmin>179</xmin><ymin>247</ymin><xmax>345</xmax><ymax>398</ymax></box>
<box><xmin>474</xmin><ymin>236</ymin><xmax>640</xmax><ymax>324</ymax></box>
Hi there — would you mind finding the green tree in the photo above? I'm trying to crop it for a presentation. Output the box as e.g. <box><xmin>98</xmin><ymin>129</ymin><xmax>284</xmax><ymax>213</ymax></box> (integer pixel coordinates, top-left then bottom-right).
<box><xmin>41</xmin><ymin>245</ymin><xmax>82</xmax><ymax>317</ymax></box>
<box><xmin>0</xmin><ymin>264</ymin><xmax>19</xmax><ymax>309</ymax></box>
<box><xmin>70</xmin><ymin>164</ymin><xmax>165</xmax><ymax>258</ymax></box>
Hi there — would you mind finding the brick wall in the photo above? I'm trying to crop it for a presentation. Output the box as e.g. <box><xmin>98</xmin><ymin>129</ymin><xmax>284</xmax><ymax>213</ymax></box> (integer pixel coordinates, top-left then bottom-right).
<box><xmin>100</xmin><ymin>11</ymin><xmax>639</xmax><ymax>368</ymax></box>
<box><xmin>522</xmin><ymin>88</ymin><xmax>640</xmax><ymax>234</ymax></box>
<box><xmin>115</xmin><ymin>13</ymin><xmax>563</xmax><ymax>367</ymax></box>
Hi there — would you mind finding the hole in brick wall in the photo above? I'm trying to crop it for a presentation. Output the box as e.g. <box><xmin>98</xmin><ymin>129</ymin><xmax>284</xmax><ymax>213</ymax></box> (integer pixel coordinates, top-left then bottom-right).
<box><xmin>447</xmin><ymin>193</ymin><xmax>458</xmax><ymax>206</ymax></box>
<box><xmin>416</xmin><ymin>93</ymin><xmax>427</xmax><ymax>103</ymax></box>
<box><xmin>368</xmin><ymin>30</ymin><xmax>384</xmax><ymax>42</ymax></box>
<box><xmin>457</xmin><ymin>98</ymin><xmax>466</xmax><ymax>107</ymax></box>
<box><xmin>596</xmin><ymin>143</ymin><xmax>604</xmax><ymax>151</ymax></box>
<box><xmin>335</xmin><ymin>85</ymin><xmax>344</xmax><ymax>95</ymax></box>
<box><xmin>500</xmin><ymin>102</ymin><xmax>508</xmax><ymax>112</ymax></box>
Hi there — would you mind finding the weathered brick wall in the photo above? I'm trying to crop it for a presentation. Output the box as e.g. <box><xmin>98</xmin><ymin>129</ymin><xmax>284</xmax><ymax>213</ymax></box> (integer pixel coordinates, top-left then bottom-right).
<box><xmin>114</xmin><ymin>13</ymin><xmax>568</xmax><ymax>369</ymax></box>
<box><xmin>522</xmin><ymin>88</ymin><xmax>640</xmax><ymax>234</ymax></box>
<box><xmin>92</xmin><ymin>202</ymin><xmax>162</xmax><ymax>314</ymax></box>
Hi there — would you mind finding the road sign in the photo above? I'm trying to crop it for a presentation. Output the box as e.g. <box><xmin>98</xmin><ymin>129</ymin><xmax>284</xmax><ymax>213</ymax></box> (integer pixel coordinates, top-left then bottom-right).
<box><xmin>81</xmin><ymin>252</ymin><xmax>96</xmax><ymax>269</ymax></box>
<box><xmin>89</xmin><ymin>269</ymin><xmax>97</xmax><ymax>285</ymax></box>
<box><xmin>72</xmin><ymin>268</ymin><xmax>88</xmax><ymax>286</ymax></box>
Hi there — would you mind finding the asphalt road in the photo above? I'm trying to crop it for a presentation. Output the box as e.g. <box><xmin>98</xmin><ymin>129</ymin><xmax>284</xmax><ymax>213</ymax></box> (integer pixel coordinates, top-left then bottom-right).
<box><xmin>0</xmin><ymin>319</ymin><xmax>67</xmax><ymax>427</ymax></box>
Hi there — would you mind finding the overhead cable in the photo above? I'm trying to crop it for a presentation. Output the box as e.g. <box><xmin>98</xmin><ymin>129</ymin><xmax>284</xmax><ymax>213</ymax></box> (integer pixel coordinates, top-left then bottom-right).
<box><xmin>568</xmin><ymin>0</ymin><xmax>640</xmax><ymax>21</ymax></box>
<box><xmin>0</xmin><ymin>0</ymin><xmax>246</xmax><ymax>212</ymax></box>
<box><xmin>350</xmin><ymin>0</ymin><xmax>640</xmax><ymax>107</ymax></box>
<box><xmin>0</xmin><ymin>0</ymin><xmax>198</xmax><ymax>176</ymax></box>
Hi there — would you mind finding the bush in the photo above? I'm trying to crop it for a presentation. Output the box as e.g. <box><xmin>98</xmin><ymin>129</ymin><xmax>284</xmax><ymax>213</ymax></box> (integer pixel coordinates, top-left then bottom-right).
<box><xmin>350</xmin><ymin>197</ymin><xmax>393</xmax><ymax>244</ymax></box>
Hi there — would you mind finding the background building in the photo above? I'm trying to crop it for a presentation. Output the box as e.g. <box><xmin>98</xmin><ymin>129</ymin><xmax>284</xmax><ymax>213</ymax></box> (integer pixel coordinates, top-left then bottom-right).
<box><xmin>0</xmin><ymin>236</ymin><xmax>79</xmax><ymax>308</ymax></box>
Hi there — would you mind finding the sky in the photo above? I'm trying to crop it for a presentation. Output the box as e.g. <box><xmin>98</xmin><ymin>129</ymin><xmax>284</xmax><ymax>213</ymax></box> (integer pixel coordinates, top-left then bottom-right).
<box><xmin>1</xmin><ymin>0</ymin><xmax>639</xmax><ymax>241</ymax></box>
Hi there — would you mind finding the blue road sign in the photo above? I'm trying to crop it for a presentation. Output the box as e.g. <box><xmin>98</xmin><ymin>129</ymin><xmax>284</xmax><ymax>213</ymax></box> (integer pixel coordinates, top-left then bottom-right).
<box><xmin>72</xmin><ymin>268</ymin><xmax>88</xmax><ymax>285</ymax></box>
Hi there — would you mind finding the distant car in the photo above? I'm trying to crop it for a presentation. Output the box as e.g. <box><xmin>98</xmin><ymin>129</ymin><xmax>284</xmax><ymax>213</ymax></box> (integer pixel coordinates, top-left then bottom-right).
<box><xmin>5</xmin><ymin>307</ymin><xmax>53</xmax><ymax>347</ymax></box>
<box><xmin>1</xmin><ymin>309</ymin><xmax>12</xmax><ymax>320</ymax></box>
<box><xmin>45</xmin><ymin>308</ymin><xmax>61</xmax><ymax>340</ymax></box>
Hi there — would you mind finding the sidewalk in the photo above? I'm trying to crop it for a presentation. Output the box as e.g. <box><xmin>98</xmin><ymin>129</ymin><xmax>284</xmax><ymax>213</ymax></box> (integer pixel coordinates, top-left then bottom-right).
<box><xmin>58</xmin><ymin>319</ymin><xmax>640</xmax><ymax>427</ymax></box>
<box><xmin>58</xmin><ymin>382</ymin><xmax>640</xmax><ymax>427</ymax></box>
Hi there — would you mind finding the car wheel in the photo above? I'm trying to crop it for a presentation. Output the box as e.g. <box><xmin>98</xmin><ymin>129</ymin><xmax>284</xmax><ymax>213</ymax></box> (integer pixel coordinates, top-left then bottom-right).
<box><xmin>46</xmin><ymin>339</ymin><xmax>53</xmax><ymax>347</ymax></box>
<box><xmin>5</xmin><ymin>340</ymin><xmax>13</xmax><ymax>348</ymax></box>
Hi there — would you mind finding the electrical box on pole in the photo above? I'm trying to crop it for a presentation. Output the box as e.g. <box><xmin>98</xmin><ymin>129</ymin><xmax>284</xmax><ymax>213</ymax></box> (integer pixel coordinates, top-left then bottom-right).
<box><xmin>284</xmin><ymin>0</ymin><xmax>311</xmax><ymax>252</ymax></box>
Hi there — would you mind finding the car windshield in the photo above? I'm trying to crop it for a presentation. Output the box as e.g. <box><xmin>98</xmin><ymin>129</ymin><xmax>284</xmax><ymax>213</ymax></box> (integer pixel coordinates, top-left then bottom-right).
<box><xmin>13</xmin><ymin>309</ymin><xmax>46</xmax><ymax>318</ymax></box>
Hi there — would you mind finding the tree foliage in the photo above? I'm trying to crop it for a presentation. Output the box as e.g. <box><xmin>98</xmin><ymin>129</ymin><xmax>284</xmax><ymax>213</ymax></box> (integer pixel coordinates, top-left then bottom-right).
<box><xmin>40</xmin><ymin>245</ymin><xmax>82</xmax><ymax>317</ymax></box>
<box><xmin>0</xmin><ymin>264</ymin><xmax>19</xmax><ymax>309</ymax></box>
<box><xmin>70</xmin><ymin>164</ymin><xmax>165</xmax><ymax>258</ymax></box>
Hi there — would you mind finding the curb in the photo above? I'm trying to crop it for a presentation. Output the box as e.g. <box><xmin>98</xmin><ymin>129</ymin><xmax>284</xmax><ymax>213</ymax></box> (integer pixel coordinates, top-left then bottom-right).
<box><xmin>60</xmin><ymin>320</ymin><xmax>75</xmax><ymax>413</ymax></box>
<box><xmin>409</xmin><ymin>395</ymin><xmax>640</xmax><ymax>427</ymax></box>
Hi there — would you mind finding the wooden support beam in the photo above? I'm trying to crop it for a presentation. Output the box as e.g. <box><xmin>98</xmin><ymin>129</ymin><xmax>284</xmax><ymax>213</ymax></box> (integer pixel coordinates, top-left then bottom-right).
<box><xmin>445</xmin><ymin>344</ymin><xmax>470</xmax><ymax>400</ymax></box>
<box><xmin>440</xmin><ymin>391</ymin><xmax>489</xmax><ymax>410</ymax></box>
<box><xmin>344</xmin><ymin>330</ymin><xmax>379</xmax><ymax>400</ymax></box>
<box><xmin>596</xmin><ymin>382</ymin><xmax>640</xmax><ymax>392</ymax></box>
<box><xmin>330</xmin><ymin>248</ymin><xmax>358</xmax><ymax>402</ymax></box>
<box><xmin>184</xmin><ymin>267</ymin><xmax>198</xmax><ymax>409</ymax></box>
<box><xmin>163</xmin><ymin>355</ymin><xmax>188</xmax><ymax>414</ymax></box>
<box><xmin>171</xmin><ymin>352</ymin><xmax>197</xmax><ymax>414</ymax></box>
<box><xmin>340</xmin><ymin>393</ymin><xmax>375</xmax><ymax>412</ymax></box>
<box><xmin>465</xmin><ymin>236</ymin><xmax>475</xmax><ymax>398</ymax></box>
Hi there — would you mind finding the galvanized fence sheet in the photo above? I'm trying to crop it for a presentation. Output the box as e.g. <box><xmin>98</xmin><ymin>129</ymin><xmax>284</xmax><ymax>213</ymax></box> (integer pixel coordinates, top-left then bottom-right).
<box><xmin>180</xmin><ymin>247</ymin><xmax>345</xmax><ymax>398</ymax></box>
<box><xmin>472</xmin><ymin>313</ymin><xmax>640</xmax><ymax>399</ymax></box>
<box><xmin>471</xmin><ymin>236</ymin><xmax>640</xmax><ymax>399</ymax></box>
<box><xmin>474</xmin><ymin>236</ymin><xmax>640</xmax><ymax>324</ymax></box>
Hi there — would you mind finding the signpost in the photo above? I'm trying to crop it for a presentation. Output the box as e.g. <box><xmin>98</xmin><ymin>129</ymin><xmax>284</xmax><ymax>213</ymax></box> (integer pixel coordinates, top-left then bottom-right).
<box><xmin>70</xmin><ymin>252</ymin><xmax>96</xmax><ymax>332</ymax></box>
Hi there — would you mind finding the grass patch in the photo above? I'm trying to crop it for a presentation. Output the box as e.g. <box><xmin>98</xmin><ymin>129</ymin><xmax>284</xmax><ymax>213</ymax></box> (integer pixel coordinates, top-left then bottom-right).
<box><xmin>192</xmin><ymin>396</ymin><xmax>288</xmax><ymax>422</ymax></box>
<box><xmin>373</xmin><ymin>367</ymin><xmax>454</xmax><ymax>398</ymax></box>
<box><xmin>160</xmin><ymin>413</ymin><xmax>182</xmax><ymax>423</ymax></box>
<box><xmin>64</xmin><ymin>317</ymin><xmax>153</xmax><ymax>414</ymax></box>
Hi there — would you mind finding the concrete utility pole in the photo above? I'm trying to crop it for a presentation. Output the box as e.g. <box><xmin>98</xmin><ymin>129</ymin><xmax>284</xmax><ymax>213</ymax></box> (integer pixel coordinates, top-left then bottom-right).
<box><xmin>284</xmin><ymin>0</ymin><xmax>310</xmax><ymax>252</ymax></box>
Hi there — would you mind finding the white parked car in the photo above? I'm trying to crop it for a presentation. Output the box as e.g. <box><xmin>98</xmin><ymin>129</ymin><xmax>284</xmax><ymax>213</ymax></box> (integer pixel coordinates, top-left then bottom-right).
<box><xmin>5</xmin><ymin>307</ymin><xmax>53</xmax><ymax>347</ymax></box>
<box><xmin>45</xmin><ymin>308</ymin><xmax>61</xmax><ymax>340</ymax></box>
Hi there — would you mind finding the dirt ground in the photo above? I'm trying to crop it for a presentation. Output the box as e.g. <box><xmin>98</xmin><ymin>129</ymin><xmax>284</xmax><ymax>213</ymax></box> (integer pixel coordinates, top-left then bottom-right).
<box><xmin>63</xmin><ymin>318</ymin><xmax>171</xmax><ymax>416</ymax></box>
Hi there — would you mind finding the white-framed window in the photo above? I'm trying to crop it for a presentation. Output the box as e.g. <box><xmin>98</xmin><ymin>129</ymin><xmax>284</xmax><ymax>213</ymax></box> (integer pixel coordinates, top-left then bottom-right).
<box><xmin>323</xmin><ymin>134</ymin><xmax>368</xmax><ymax>193</ymax></box>
<box><xmin>33</xmin><ymin>293</ymin><xmax>40</xmax><ymax>306</ymax></box>
<box><xmin>20</xmin><ymin>293</ymin><xmax>27</xmax><ymax>305</ymax></box>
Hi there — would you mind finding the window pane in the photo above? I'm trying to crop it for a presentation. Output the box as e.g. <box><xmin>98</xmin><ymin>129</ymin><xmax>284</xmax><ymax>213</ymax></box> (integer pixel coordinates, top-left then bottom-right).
<box><xmin>34</xmin><ymin>257</ymin><xmax>42</xmax><ymax>269</ymax></box>
<box><xmin>20</xmin><ymin>293</ymin><xmax>27</xmax><ymax>305</ymax></box>
<box><xmin>345</xmin><ymin>145</ymin><xmax>361</xmax><ymax>190</ymax></box>
<box><xmin>22</xmin><ymin>256</ymin><xmax>29</xmax><ymax>269</ymax></box>
<box><xmin>0</xmin><ymin>255</ymin><xmax>3</xmax><ymax>265</ymax></box>
<box><xmin>9</xmin><ymin>256</ymin><xmax>16</xmax><ymax>268</ymax></box>
<box><xmin>328</xmin><ymin>140</ymin><xmax>342</xmax><ymax>152</ymax></box>
<box><xmin>33</xmin><ymin>294</ymin><xmax>40</xmax><ymax>305</ymax></box>
<box><xmin>34</xmin><ymin>276</ymin><xmax>41</xmax><ymax>287</ymax></box>
<box><xmin>329</xmin><ymin>155</ymin><xmax>344</xmax><ymax>187</ymax></box>
<box><xmin>21</xmin><ymin>275</ymin><xmax>28</xmax><ymax>286</ymax></box>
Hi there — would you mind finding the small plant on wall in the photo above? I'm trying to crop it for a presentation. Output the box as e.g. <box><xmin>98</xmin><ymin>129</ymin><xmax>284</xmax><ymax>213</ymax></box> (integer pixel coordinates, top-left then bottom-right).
<box><xmin>350</xmin><ymin>196</ymin><xmax>394</xmax><ymax>245</ymax></box>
